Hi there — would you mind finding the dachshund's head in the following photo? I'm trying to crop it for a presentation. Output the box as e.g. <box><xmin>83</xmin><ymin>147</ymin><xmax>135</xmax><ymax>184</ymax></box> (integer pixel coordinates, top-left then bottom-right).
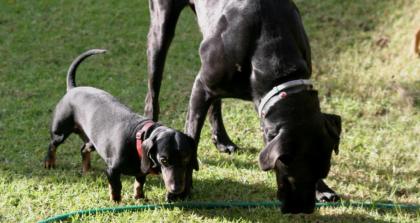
<box><xmin>141</xmin><ymin>126</ymin><xmax>198</xmax><ymax>200</ymax></box>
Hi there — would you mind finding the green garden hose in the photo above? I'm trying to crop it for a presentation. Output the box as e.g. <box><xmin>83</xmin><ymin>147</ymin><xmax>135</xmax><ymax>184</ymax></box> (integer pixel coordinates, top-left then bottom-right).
<box><xmin>38</xmin><ymin>200</ymin><xmax>419</xmax><ymax>223</ymax></box>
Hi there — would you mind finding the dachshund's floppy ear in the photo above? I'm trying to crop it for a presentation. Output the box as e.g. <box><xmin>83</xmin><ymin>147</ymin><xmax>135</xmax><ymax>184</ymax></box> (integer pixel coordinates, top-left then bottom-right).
<box><xmin>140</xmin><ymin>137</ymin><xmax>158</xmax><ymax>174</ymax></box>
<box><xmin>259</xmin><ymin>130</ymin><xmax>289</xmax><ymax>171</ymax></box>
<box><xmin>181</xmin><ymin>133</ymin><xmax>199</xmax><ymax>171</ymax></box>
<box><xmin>190</xmin><ymin>138</ymin><xmax>199</xmax><ymax>171</ymax></box>
<box><xmin>322</xmin><ymin>113</ymin><xmax>342</xmax><ymax>155</ymax></box>
<box><xmin>191</xmin><ymin>154</ymin><xmax>199</xmax><ymax>171</ymax></box>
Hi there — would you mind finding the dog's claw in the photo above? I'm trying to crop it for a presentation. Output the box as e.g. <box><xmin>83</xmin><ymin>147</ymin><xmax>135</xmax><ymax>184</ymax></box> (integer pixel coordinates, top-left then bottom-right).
<box><xmin>211</xmin><ymin>134</ymin><xmax>238</xmax><ymax>154</ymax></box>
<box><xmin>215</xmin><ymin>143</ymin><xmax>237</xmax><ymax>154</ymax></box>
<box><xmin>226</xmin><ymin>145</ymin><xmax>236</xmax><ymax>153</ymax></box>
<box><xmin>316</xmin><ymin>191</ymin><xmax>340</xmax><ymax>202</ymax></box>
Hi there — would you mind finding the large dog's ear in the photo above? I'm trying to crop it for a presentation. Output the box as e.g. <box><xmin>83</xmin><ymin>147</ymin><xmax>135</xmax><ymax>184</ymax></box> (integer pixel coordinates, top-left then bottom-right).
<box><xmin>259</xmin><ymin>131</ymin><xmax>289</xmax><ymax>171</ymax></box>
<box><xmin>322</xmin><ymin>113</ymin><xmax>342</xmax><ymax>155</ymax></box>
<box><xmin>141</xmin><ymin>138</ymin><xmax>158</xmax><ymax>173</ymax></box>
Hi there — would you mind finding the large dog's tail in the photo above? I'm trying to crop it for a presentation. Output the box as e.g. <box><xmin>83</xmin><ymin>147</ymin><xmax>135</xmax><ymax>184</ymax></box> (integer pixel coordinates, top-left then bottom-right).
<box><xmin>66</xmin><ymin>49</ymin><xmax>107</xmax><ymax>91</ymax></box>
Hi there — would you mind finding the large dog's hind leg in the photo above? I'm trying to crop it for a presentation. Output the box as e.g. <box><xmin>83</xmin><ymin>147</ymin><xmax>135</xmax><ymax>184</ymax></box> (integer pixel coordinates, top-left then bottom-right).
<box><xmin>208</xmin><ymin>99</ymin><xmax>238</xmax><ymax>153</ymax></box>
<box><xmin>144</xmin><ymin>0</ymin><xmax>189</xmax><ymax>121</ymax></box>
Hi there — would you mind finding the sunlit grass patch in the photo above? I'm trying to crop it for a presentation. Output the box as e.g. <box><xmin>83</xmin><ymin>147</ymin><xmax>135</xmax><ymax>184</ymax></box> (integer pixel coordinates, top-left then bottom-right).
<box><xmin>0</xmin><ymin>0</ymin><xmax>418</xmax><ymax>222</ymax></box>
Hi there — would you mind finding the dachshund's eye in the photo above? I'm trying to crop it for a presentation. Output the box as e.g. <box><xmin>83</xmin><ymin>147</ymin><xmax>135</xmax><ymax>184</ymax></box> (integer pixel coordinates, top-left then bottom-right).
<box><xmin>160</xmin><ymin>158</ymin><xmax>169</xmax><ymax>166</ymax></box>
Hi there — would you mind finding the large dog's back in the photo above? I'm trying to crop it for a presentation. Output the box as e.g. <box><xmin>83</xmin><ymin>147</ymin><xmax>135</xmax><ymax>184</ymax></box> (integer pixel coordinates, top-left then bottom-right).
<box><xmin>194</xmin><ymin>0</ymin><xmax>311</xmax><ymax>97</ymax></box>
<box><xmin>252</xmin><ymin>0</ymin><xmax>311</xmax><ymax>80</ymax></box>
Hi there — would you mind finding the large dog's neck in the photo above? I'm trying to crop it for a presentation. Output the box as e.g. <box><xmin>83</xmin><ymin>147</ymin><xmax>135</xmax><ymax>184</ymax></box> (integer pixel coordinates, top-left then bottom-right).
<box><xmin>259</xmin><ymin>90</ymin><xmax>322</xmax><ymax>139</ymax></box>
<box><xmin>257</xmin><ymin>79</ymin><xmax>313</xmax><ymax>118</ymax></box>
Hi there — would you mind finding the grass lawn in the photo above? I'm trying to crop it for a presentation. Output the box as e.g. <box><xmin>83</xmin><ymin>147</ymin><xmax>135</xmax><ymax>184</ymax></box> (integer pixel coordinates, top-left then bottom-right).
<box><xmin>0</xmin><ymin>0</ymin><xmax>419</xmax><ymax>222</ymax></box>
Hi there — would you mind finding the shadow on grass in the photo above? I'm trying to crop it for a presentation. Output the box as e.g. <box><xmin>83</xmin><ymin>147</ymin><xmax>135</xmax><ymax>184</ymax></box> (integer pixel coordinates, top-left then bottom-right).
<box><xmin>58</xmin><ymin>176</ymin><xmax>417</xmax><ymax>222</ymax></box>
<box><xmin>185</xmin><ymin>209</ymin><xmax>396</xmax><ymax>223</ymax></box>
<box><xmin>332</xmin><ymin>163</ymin><xmax>419</xmax><ymax>200</ymax></box>
<box><xmin>398</xmin><ymin>81</ymin><xmax>420</xmax><ymax>110</ymax></box>
<box><xmin>199</xmin><ymin>147</ymin><xmax>261</xmax><ymax>170</ymax></box>
<box><xmin>187</xmin><ymin>179</ymin><xmax>417</xmax><ymax>222</ymax></box>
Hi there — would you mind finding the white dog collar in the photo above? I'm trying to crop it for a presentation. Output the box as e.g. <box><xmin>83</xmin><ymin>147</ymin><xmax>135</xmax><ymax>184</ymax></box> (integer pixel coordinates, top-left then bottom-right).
<box><xmin>258</xmin><ymin>79</ymin><xmax>313</xmax><ymax>118</ymax></box>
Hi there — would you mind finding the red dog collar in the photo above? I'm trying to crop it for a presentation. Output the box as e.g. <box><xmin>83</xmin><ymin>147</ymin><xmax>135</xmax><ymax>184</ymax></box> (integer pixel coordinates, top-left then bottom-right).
<box><xmin>136</xmin><ymin>120</ymin><xmax>155</xmax><ymax>158</ymax></box>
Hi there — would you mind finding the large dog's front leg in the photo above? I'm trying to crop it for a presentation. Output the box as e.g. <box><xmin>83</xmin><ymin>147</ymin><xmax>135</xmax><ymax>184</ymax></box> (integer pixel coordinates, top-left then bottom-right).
<box><xmin>184</xmin><ymin>76</ymin><xmax>213</xmax><ymax>197</ymax></box>
<box><xmin>185</xmin><ymin>76</ymin><xmax>213</xmax><ymax>144</ymax></box>
<box><xmin>144</xmin><ymin>0</ymin><xmax>188</xmax><ymax>120</ymax></box>
<box><xmin>208</xmin><ymin>99</ymin><xmax>238</xmax><ymax>153</ymax></box>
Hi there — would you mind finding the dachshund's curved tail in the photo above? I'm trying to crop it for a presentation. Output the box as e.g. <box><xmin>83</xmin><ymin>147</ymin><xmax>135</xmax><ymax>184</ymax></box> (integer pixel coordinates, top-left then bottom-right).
<box><xmin>66</xmin><ymin>49</ymin><xmax>107</xmax><ymax>91</ymax></box>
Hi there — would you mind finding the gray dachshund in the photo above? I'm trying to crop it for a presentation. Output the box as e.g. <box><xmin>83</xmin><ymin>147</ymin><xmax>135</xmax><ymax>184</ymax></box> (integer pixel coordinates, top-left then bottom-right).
<box><xmin>44</xmin><ymin>49</ymin><xmax>198</xmax><ymax>202</ymax></box>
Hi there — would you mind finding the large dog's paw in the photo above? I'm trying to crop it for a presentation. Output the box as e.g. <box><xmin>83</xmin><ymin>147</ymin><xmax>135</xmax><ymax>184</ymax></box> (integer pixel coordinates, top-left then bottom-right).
<box><xmin>315</xmin><ymin>180</ymin><xmax>340</xmax><ymax>202</ymax></box>
<box><xmin>216</xmin><ymin>143</ymin><xmax>237</xmax><ymax>154</ymax></box>
<box><xmin>211</xmin><ymin>135</ymin><xmax>238</xmax><ymax>154</ymax></box>
<box><xmin>316</xmin><ymin>190</ymin><xmax>340</xmax><ymax>202</ymax></box>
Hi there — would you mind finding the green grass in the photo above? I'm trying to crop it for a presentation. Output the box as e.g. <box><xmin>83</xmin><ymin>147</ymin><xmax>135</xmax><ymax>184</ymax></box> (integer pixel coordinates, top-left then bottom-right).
<box><xmin>0</xmin><ymin>0</ymin><xmax>419</xmax><ymax>222</ymax></box>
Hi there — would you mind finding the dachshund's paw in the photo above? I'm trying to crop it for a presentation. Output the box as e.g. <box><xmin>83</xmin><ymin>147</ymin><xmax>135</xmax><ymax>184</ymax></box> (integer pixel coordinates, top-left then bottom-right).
<box><xmin>44</xmin><ymin>158</ymin><xmax>56</xmax><ymax>169</ymax></box>
<box><xmin>166</xmin><ymin>191</ymin><xmax>191</xmax><ymax>202</ymax></box>
<box><xmin>134</xmin><ymin>194</ymin><xmax>148</xmax><ymax>202</ymax></box>
<box><xmin>110</xmin><ymin>194</ymin><xmax>122</xmax><ymax>202</ymax></box>
<box><xmin>165</xmin><ymin>193</ymin><xmax>179</xmax><ymax>202</ymax></box>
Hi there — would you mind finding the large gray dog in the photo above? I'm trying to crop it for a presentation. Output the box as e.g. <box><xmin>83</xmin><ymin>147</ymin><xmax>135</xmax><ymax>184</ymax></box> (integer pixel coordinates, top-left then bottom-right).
<box><xmin>144</xmin><ymin>0</ymin><xmax>342</xmax><ymax>213</ymax></box>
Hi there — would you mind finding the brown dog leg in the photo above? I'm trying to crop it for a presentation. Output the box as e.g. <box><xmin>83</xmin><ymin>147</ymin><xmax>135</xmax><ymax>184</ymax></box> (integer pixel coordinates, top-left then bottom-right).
<box><xmin>81</xmin><ymin>151</ymin><xmax>91</xmax><ymax>174</ymax></box>
<box><xmin>80</xmin><ymin>142</ymin><xmax>94</xmax><ymax>173</ymax></box>
<box><xmin>44</xmin><ymin>144</ymin><xmax>57</xmax><ymax>169</ymax></box>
